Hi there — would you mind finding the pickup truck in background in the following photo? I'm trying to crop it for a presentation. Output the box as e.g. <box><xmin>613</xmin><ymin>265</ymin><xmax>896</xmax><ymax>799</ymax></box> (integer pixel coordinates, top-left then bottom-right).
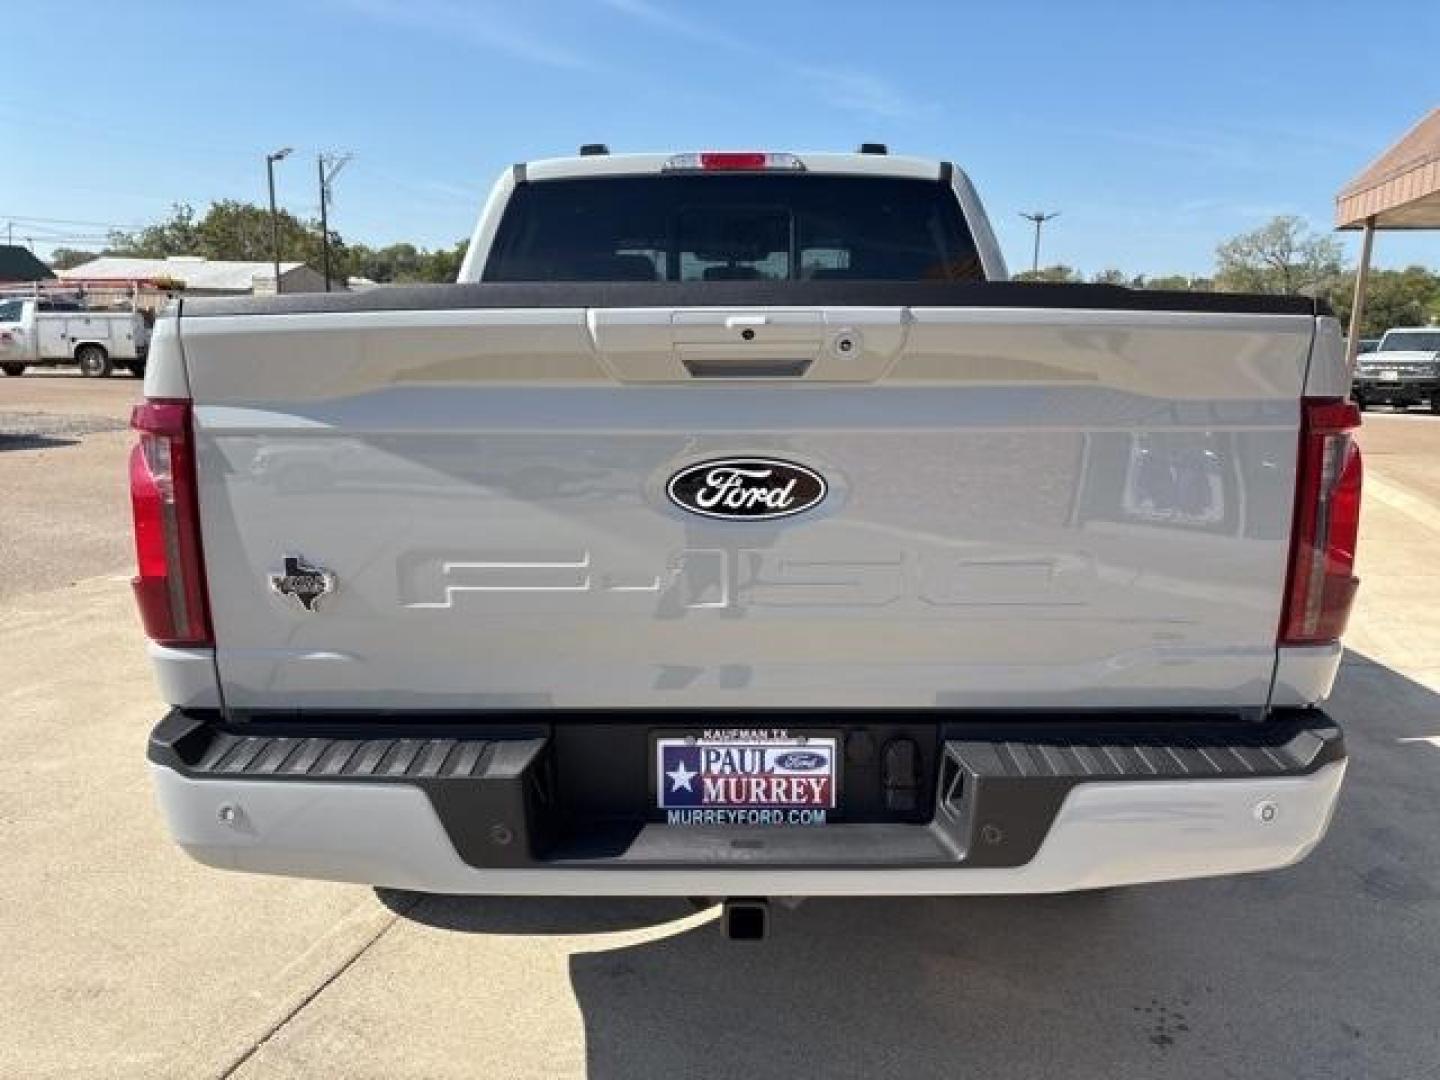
<box><xmin>137</xmin><ymin>147</ymin><xmax>1358</xmax><ymax>936</ymax></box>
<box><xmin>1352</xmin><ymin>327</ymin><xmax>1440</xmax><ymax>411</ymax></box>
<box><xmin>0</xmin><ymin>296</ymin><xmax>150</xmax><ymax>377</ymax></box>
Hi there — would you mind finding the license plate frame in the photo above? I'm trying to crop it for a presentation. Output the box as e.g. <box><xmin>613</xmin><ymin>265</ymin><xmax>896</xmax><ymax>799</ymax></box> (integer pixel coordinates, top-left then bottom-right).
<box><xmin>653</xmin><ymin>728</ymin><xmax>840</xmax><ymax>826</ymax></box>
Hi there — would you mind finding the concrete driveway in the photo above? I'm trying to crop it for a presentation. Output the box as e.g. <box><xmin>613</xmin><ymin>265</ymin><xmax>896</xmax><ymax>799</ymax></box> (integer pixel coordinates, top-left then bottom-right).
<box><xmin>2</xmin><ymin>376</ymin><xmax>1438</xmax><ymax>1078</ymax></box>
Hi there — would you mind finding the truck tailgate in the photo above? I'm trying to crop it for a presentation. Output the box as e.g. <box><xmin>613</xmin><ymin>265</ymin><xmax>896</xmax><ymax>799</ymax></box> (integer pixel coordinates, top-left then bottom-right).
<box><xmin>179</xmin><ymin>296</ymin><xmax>1314</xmax><ymax>711</ymax></box>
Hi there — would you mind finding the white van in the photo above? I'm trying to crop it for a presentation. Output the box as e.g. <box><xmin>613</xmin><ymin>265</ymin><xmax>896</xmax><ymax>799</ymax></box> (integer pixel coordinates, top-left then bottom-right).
<box><xmin>0</xmin><ymin>296</ymin><xmax>150</xmax><ymax>377</ymax></box>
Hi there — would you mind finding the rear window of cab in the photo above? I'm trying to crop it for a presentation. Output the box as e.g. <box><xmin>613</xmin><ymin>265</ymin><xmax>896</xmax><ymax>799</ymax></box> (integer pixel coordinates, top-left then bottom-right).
<box><xmin>483</xmin><ymin>174</ymin><xmax>983</xmax><ymax>283</ymax></box>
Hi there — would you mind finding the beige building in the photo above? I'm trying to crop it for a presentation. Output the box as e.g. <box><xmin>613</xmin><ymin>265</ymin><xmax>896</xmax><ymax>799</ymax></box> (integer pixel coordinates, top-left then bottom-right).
<box><xmin>59</xmin><ymin>255</ymin><xmax>333</xmax><ymax>301</ymax></box>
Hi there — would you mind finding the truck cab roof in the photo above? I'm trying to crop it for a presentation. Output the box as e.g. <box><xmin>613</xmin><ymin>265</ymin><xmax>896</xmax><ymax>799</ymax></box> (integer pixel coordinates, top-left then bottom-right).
<box><xmin>519</xmin><ymin>150</ymin><xmax>949</xmax><ymax>182</ymax></box>
<box><xmin>459</xmin><ymin>149</ymin><xmax>1004</xmax><ymax>282</ymax></box>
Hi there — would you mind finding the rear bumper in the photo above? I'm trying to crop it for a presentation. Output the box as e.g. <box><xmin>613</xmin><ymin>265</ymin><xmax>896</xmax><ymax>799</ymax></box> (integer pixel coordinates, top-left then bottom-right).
<box><xmin>148</xmin><ymin>710</ymin><xmax>1346</xmax><ymax>895</ymax></box>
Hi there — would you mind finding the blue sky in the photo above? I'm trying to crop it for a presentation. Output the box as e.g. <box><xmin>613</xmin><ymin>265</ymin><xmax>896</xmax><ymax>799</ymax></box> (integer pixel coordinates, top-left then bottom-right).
<box><xmin>4</xmin><ymin>0</ymin><xmax>1437</xmax><ymax>276</ymax></box>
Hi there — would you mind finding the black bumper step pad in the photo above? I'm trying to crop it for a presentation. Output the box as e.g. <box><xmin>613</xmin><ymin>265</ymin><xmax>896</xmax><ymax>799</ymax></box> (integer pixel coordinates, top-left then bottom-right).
<box><xmin>151</xmin><ymin>712</ymin><xmax>553</xmax><ymax>868</ymax></box>
<box><xmin>947</xmin><ymin>721</ymin><xmax>1338</xmax><ymax>783</ymax></box>
<box><xmin>936</xmin><ymin>718</ymin><xmax>1341</xmax><ymax>868</ymax></box>
<box><xmin>195</xmin><ymin>730</ymin><xmax>506</xmax><ymax>781</ymax></box>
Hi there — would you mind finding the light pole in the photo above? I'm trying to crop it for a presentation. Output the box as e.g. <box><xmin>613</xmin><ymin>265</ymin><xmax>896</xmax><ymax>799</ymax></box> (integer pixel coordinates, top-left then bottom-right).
<box><xmin>266</xmin><ymin>147</ymin><xmax>293</xmax><ymax>295</ymax></box>
<box><xmin>1019</xmin><ymin>210</ymin><xmax>1061</xmax><ymax>274</ymax></box>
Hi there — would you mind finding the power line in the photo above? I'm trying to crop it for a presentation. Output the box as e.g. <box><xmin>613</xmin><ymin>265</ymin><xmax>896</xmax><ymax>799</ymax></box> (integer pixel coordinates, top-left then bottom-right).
<box><xmin>15</xmin><ymin>225</ymin><xmax>113</xmax><ymax>239</ymax></box>
<box><xmin>5</xmin><ymin>213</ymin><xmax>128</xmax><ymax>251</ymax></box>
<box><xmin>0</xmin><ymin>213</ymin><xmax>130</xmax><ymax>228</ymax></box>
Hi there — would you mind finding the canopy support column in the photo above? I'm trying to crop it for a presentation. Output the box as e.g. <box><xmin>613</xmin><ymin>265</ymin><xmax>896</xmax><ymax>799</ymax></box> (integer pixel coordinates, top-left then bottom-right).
<box><xmin>1344</xmin><ymin>215</ymin><xmax>1376</xmax><ymax>371</ymax></box>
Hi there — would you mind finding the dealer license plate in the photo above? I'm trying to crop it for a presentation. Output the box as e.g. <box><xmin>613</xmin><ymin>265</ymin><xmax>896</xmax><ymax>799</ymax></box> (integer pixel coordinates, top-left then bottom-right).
<box><xmin>657</xmin><ymin>732</ymin><xmax>837</xmax><ymax>826</ymax></box>
<box><xmin>1381</xmin><ymin>369</ymin><xmax>1400</xmax><ymax>381</ymax></box>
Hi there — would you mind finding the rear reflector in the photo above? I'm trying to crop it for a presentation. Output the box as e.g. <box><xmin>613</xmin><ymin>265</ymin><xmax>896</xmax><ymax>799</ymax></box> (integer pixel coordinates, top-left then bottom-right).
<box><xmin>130</xmin><ymin>399</ymin><xmax>212</xmax><ymax>646</ymax></box>
<box><xmin>663</xmin><ymin>151</ymin><xmax>805</xmax><ymax>172</ymax></box>
<box><xmin>1279</xmin><ymin>398</ymin><xmax>1362</xmax><ymax>645</ymax></box>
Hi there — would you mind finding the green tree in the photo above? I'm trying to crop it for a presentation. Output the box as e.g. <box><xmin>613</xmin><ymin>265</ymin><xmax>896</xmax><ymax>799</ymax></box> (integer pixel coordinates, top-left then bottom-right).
<box><xmin>93</xmin><ymin>202</ymin><xmax>474</xmax><ymax>286</ymax></box>
<box><xmin>348</xmin><ymin>242</ymin><xmax>424</xmax><ymax>282</ymax></box>
<box><xmin>417</xmin><ymin>240</ymin><xmax>468</xmax><ymax>283</ymax></box>
<box><xmin>1325</xmin><ymin>265</ymin><xmax>1440</xmax><ymax>337</ymax></box>
<box><xmin>48</xmin><ymin>247</ymin><xmax>102</xmax><ymax>271</ymax></box>
<box><xmin>107</xmin><ymin>203</ymin><xmax>201</xmax><ymax>258</ymax></box>
<box><xmin>347</xmin><ymin>239</ymin><xmax>469</xmax><ymax>283</ymax></box>
<box><xmin>1134</xmin><ymin>273</ymin><xmax>1213</xmax><ymax>292</ymax></box>
<box><xmin>1214</xmin><ymin>215</ymin><xmax>1343</xmax><ymax>296</ymax></box>
<box><xmin>196</xmin><ymin>199</ymin><xmax>342</xmax><ymax>271</ymax></box>
<box><xmin>1013</xmin><ymin>264</ymin><xmax>1082</xmax><ymax>283</ymax></box>
<box><xmin>108</xmin><ymin>201</ymin><xmax>347</xmax><ymax>281</ymax></box>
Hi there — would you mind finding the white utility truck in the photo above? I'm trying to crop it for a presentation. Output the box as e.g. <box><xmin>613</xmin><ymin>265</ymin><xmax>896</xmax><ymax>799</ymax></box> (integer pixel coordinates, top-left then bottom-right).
<box><xmin>0</xmin><ymin>295</ymin><xmax>150</xmax><ymax>377</ymax></box>
<box><xmin>137</xmin><ymin>147</ymin><xmax>1358</xmax><ymax>938</ymax></box>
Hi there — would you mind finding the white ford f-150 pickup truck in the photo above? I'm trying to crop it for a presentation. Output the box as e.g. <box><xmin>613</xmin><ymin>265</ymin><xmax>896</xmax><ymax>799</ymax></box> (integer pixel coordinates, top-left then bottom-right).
<box><xmin>137</xmin><ymin>148</ymin><xmax>1359</xmax><ymax>931</ymax></box>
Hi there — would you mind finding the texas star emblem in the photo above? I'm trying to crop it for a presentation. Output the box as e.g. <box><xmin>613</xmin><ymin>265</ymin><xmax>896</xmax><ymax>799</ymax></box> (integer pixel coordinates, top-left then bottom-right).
<box><xmin>268</xmin><ymin>555</ymin><xmax>336</xmax><ymax>612</ymax></box>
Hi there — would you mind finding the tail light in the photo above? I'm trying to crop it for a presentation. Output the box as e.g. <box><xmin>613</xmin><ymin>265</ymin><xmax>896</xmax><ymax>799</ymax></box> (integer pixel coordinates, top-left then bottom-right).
<box><xmin>129</xmin><ymin>398</ymin><xmax>212</xmax><ymax>646</ymax></box>
<box><xmin>663</xmin><ymin>151</ymin><xmax>805</xmax><ymax>172</ymax></box>
<box><xmin>1279</xmin><ymin>398</ymin><xmax>1362</xmax><ymax>645</ymax></box>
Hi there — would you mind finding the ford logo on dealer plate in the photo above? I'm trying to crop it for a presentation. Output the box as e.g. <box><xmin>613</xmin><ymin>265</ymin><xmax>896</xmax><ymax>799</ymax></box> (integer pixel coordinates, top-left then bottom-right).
<box><xmin>667</xmin><ymin>458</ymin><xmax>827</xmax><ymax>521</ymax></box>
<box><xmin>775</xmin><ymin>751</ymin><xmax>826</xmax><ymax>771</ymax></box>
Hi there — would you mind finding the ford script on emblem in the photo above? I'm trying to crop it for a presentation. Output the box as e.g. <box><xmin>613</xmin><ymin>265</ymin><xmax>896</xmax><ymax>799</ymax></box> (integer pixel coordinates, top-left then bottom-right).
<box><xmin>775</xmin><ymin>751</ymin><xmax>827</xmax><ymax>772</ymax></box>
<box><xmin>666</xmin><ymin>458</ymin><xmax>827</xmax><ymax>521</ymax></box>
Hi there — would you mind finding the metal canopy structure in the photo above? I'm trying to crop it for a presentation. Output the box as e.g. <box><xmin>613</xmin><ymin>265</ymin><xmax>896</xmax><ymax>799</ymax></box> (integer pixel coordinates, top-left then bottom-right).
<box><xmin>1336</xmin><ymin>106</ymin><xmax>1440</xmax><ymax>364</ymax></box>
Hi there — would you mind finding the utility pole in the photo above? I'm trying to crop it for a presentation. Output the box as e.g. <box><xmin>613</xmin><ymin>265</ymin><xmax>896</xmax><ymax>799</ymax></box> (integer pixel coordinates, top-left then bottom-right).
<box><xmin>265</xmin><ymin>147</ymin><xmax>293</xmax><ymax>295</ymax></box>
<box><xmin>317</xmin><ymin>152</ymin><xmax>352</xmax><ymax>292</ymax></box>
<box><xmin>1019</xmin><ymin>210</ymin><xmax>1061</xmax><ymax>274</ymax></box>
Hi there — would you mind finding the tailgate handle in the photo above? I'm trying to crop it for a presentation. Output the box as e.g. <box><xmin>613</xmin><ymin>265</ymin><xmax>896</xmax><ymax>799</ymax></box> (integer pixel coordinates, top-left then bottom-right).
<box><xmin>681</xmin><ymin>356</ymin><xmax>812</xmax><ymax>378</ymax></box>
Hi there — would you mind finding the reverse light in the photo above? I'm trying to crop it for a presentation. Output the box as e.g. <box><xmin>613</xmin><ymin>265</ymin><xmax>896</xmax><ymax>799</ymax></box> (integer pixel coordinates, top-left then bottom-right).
<box><xmin>663</xmin><ymin>151</ymin><xmax>805</xmax><ymax>172</ymax></box>
<box><xmin>130</xmin><ymin>398</ymin><xmax>212</xmax><ymax>646</ymax></box>
<box><xmin>1279</xmin><ymin>398</ymin><xmax>1362</xmax><ymax>645</ymax></box>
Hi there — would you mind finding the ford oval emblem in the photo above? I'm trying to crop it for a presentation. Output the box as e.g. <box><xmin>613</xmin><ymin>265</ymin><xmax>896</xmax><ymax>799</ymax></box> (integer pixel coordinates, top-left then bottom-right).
<box><xmin>667</xmin><ymin>458</ymin><xmax>827</xmax><ymax>521</ymax></box>
<box><xmin>775</xmin><ymin>751</ymin><xmax>826</xmax><ymax>771</ymax></box>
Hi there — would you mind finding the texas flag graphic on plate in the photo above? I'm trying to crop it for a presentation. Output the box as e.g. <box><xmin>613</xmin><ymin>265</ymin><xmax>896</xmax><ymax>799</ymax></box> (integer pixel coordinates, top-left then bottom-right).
<box><xmin>658</xmin><ymin>733</ymin><xmax>837</xmax><ymax>826</ymax></box>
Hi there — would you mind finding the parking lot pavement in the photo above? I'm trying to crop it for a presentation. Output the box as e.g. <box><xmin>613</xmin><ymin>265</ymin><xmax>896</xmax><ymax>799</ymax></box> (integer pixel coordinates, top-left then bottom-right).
<box><xmin>0</xmin><ymin>374</ymin><xmax>139</xmax><ymax>602</ymax></box>
<box><xmin>1354</xmin><ymin>409</ymin><xmax>1440</xmax><ymax>547</ymax></box>
<box><xmin>1</xmin><ymin>399</ymin><xmax>1438</xmax><ymax>1078</ymax></box>
<box><xmin>0</xmin><ymin>368</ymin><xmax>144</xmax><ymax>420</ymax></box>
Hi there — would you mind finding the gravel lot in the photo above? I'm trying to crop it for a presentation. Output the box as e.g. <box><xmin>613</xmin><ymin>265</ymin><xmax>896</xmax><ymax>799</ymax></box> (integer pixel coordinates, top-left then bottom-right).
<box><xmin>2</xmin><ymin>375</ymin><xmax>1438</xmax><ymax>1078</ymax></box>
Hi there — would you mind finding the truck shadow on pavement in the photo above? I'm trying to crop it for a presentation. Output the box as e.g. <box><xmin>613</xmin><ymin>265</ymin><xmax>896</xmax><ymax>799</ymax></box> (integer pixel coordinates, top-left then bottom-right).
<box><xmin>380</xmin><ymin>651</ymin><xmax>1440</xmax><ymax>1080</ymax></box>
